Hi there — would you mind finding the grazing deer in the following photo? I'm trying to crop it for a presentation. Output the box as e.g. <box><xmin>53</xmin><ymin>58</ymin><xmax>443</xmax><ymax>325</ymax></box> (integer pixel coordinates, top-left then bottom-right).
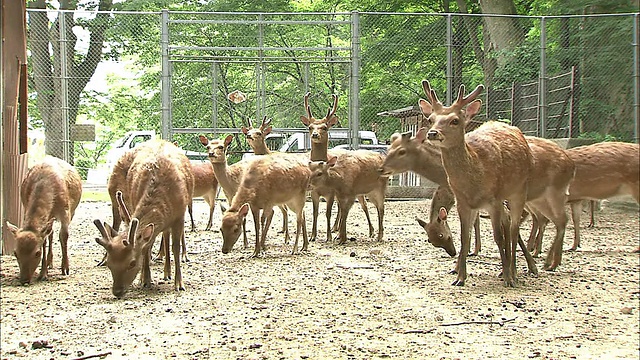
<box><xmin>379</xmin><ymin>128</ymin><xmax>482</xmax><ymax>256</ymax></box>
<box><xmin>199</xmin><ymin>134</ymin><xmax>252</xmax><ymax>249</ymax></box>
<box><xmin>528</xmin><ymin>141</ymin><xmax>639</xmax><ymax>253</ymax></box>
<box><xmin>219</xmin><ymin>153</ymin><xmax>310</xmax><ymax>257</ymax></box>
<box><xmin>242</xmin><ymin>116</ymin><xmax>290</xmax><ymax>243</ymax></box>
<box><xmin>308</xmin><ymin>152</ymin><xmax>388</xmax><ymax>244</ymax></box>
<box><xmin>93</xmin><ymin>139</ymin><xmax>194</xmax><ymax>298</ymax></box>
<box><xmin>6</xmin><ymin>156</ymin><xmax>82</xmax><ymax>284</ymax></box>
<box><xmin>422</xmin><ymin>80</ymin><xmax>534</xmax><ymax>287</ymax></box>
<box><xmin>300</xmin><ymin>92</ymin><xmax>376</xmax><ymax>242</ymax></box>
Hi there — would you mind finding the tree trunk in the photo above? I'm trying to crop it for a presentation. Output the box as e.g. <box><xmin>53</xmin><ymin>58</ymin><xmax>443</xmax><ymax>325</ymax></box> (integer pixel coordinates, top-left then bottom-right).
<box><xmin>478</xmin><ymin>0</ymin><xmax>526</xmax><ymax>69</ymax></box>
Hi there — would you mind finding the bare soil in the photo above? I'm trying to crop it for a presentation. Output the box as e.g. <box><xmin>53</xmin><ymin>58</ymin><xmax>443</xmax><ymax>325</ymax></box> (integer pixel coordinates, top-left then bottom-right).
<box><xmin>1</xmin><ymin>197</ymin><xmax>639</xmax><ymax>360</ymax></box>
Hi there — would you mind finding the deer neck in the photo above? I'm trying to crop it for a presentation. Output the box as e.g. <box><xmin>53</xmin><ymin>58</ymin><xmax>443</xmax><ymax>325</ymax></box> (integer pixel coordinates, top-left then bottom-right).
<box><xmin>22</xmin><ymin>189</ymin><xmax>54</xmax><ymax>232</ymax></box>
<box><xmin>310</xmin><ymin>142</ymin><xmax>329</xmax><ymax>162</ymax></box>
<box><xmin>414</xmin><ymin>144</ymin><xmax>449</xmax><ymax>185</ymax></box>
<box><xmin>252</xmin><ymin>143</ymin><xmax>270</xmax><ymax>156</ymax></box>
<box><xmin>439</xmin><ymin>141</ymin><xmax>479</xmax><ymax>191</ymax></box>
<box><xmin>210</xmin><ymin>160</ymin><xmax>236</xmax><ymax>195</ymax></box>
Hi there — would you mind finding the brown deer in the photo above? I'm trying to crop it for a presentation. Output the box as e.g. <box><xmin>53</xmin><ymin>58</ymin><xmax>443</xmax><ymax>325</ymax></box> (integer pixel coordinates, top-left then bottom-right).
<box><xmin>199</xmin><ymin>134</ymin><xmax>252</xmax><ymax>249</ymax></box>
<box><xmin>242</xmin><ymin>116</ymin><xmax>290</xmax><ymax>243</ymax></box>
<box><xmin>189</xmin><ymin>161</ymin><xmax>219</xmax><ymax>232</ymax></box>
<box><xmin>300</xmin><ymin>92</ymin><xmax>375</xmax><ymax>242</ymax></box>
<box><xmin>528</xmin><ymin>141</ymin><xmax>639</xmax><ymax>253</ymax></box>
<box><xmin>93</xmin><ymin>139</ymin><xmax>194</xmax><ymax>298</ymax></box>
<box><xmin>6</xmin><ymin>156</ymin><xmax>82</xmax><ymax>284</ymax></box>
<box><xmin>422</xmin><ymin>80</ymin><xmax>534</xmax><ymax>287</ymax></box>
<box><xmin>379</xmin><ymin>128</ymin><xmax>482</xmax><ymax>256</ymax></box>
<box><xmin>308</xmin><ymin>152</ymin><xmax>388</xmax><ymax>244</ymax></box>
<box><xmin>219</xmin><ymin>153</ymin><xmax>310</xmax><ymax>257</ymax></box>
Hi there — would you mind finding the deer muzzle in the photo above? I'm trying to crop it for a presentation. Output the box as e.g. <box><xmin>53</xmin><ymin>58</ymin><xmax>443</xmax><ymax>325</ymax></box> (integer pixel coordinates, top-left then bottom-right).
<box><xmin>426</xmin><ymin>130</ymin><xmax>440</xmax><ymax>141</ymax></box>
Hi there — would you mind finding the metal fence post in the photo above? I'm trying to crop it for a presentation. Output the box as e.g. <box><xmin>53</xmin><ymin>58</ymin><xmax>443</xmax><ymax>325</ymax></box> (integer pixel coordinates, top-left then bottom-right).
<box><xmin>539</xmin><ymin>16</ymin><xmax>547</xmax><ymax>138</ymax></box>
<box><xmin>633</xmin><ymin>13</ymin><xmax>639</xmax><ymax>144</ymax></box>
<box><xmin>60</xmin><ymin>10</ymin><xmax>70</xmax><ymax>162</ymax></box>
<box><xmin>161</xmin><ymin>9</ymin><xmax>171</xmax><ymax>140</ymax></box>
<box><xmin>212</xmin><ymin>62</ymin><xmax>218</xmax><ymax>134</ymax></box>
<box><xmin>446</xmin><ymin>14</ymin><xmax>453</xmax><ymax>106</ymax></box>
<box><xmin>350</xmin><ymin>11</ymin><xmax>360</xmax><ymax>150</ymax></box>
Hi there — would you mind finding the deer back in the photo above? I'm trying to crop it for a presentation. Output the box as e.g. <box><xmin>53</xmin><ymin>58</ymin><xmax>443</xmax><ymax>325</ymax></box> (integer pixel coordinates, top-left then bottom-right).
<box><xmin>566</xmin><ymin>141</ymin><xmax>640</xmax><ymax>201</ymax></box>
<box><xmin>525</xmin><ymin>136</ymin><xmax>576</xmax><ymax>200</ymax></box>
<box><xmin>8</xmin><ymin>156</ymin><xmax>82</xmax><ymax>283</ymax></box>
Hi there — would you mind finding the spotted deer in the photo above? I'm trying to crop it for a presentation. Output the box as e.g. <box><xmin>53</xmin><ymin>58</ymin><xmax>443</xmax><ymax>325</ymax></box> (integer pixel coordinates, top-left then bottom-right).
<box><xmin>219</xmin><ymin>153</ymin><xmax>311</xmax><ymax>257</ymax></box>
<box><xmin>242</xmin><ymin>115</ymin><xmax>290</xmax><ymax>243</ymax></box>
<box><xmin>422</xmin><ymin>80</ymin><xmax>534</xmax><ymax>287</ymax></box>
<box><xmin>379</xmin><ymin>128</ymin><xmax>482</xmax><ymax>256</ymax></box>
<box><xmin>93</xmin><ymin>139</ymin><xmax>194</xmax><ymax>298</ymax></box>
<box><xmin>6</xmin><ymin>156</ymin><xmax>82</xmax><ymax>284</ymax></box>
<box><xmin>300</xmin><ymin>92</ymin><xmax>376</xmax><ymax>242</ymax></box>
<box><xmin>528</xmin><ymin>141</ymin><xmax>639</xmax><ymax>254</ymax></box>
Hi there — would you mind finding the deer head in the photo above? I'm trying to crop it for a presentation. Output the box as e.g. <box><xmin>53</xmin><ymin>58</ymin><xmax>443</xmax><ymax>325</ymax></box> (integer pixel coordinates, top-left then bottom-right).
<box><xmin>416</xmin><ymin>207</ymin><xmax>456</xmax><ymax>257</ymax></box>
<box><xmin>242</xmin><ymin>116</ymin><xmax>273</xmax><ymax>153</ymax></box>
<box><xmin>378</xmin><ymin>128</ymin><xmax>430</xmax><ymax>176</ymax></box>
<box><xmin>6</xmin><ymin>219</ymin><xmax>54</xmax><ymax>284</ymax></box>
<box><xmin>220</xmin><ymin>203</ymin><xmax>250</xmax><ymax>254</ymax></box>
<box><xmin>307</xmin><ymin>156</ymin><xmax>339</xmax><ymax>188</ymax></box>
<box><xmin>300</xmin><ymin>92</ymin><xmax>339</xmax><ymax>145</ymax></box>
<box><xmin>199</xmin><ymin>135</ymin><xmax>234</xmax><ymax>164</ymax></box>
<box><xmin>419</xmin><ymin>80</ymin><xmax>484</xmax><ymax>149</ymax></box>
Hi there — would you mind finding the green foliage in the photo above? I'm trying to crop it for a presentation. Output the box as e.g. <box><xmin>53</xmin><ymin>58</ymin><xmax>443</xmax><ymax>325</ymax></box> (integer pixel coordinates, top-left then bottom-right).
<box><xmin>577</xmin><ymin>131</ymin><xmax>618</xmax><ymax>142</ymax></box>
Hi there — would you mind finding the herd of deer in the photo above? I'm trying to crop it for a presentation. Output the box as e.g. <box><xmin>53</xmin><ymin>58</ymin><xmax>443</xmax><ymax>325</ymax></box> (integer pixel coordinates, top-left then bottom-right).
<box><xmin>5</xmin><ymin>81</ymin><xmax>639</xmax><ymax>298</ymax></box>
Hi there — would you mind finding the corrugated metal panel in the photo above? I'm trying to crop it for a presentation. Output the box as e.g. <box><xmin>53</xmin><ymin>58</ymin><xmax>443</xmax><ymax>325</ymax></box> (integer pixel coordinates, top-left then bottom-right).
<box><xmin>3</xmin><ymin>105</ymin><xmax>28</xmax><ymax>255</ymax></box>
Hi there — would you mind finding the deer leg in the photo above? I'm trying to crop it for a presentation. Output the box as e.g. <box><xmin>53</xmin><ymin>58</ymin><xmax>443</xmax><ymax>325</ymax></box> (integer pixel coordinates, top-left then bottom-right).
<box><xmin>205</xmin><ymin>196</ymin><xmax>216</xmax><ymax>231</ymax></box>
<box><xmin>587</xmin><ymin>200</ymin><xmax>596</xmax><ymax>228</ymax></box>
<box><xmin>569</xmin><ymin>201</ymin><xmax>582</xmax><ymax>251</ymax></box>
<box><xmin>470</xmin><ymin>214</ymin><xmax>481</xmax><ymax>256</ymax></box>
<box><xmin>172</xmin><ymin>224</ymin><xmax>185</xmax><ymax>291</ymax></box>
<box><xmin>153</xmin><ymin>236</ymin><xmax>166</xmax><ymax>263</ymax></box>
<box><xmin>188</xmin><ymin>201</ymin><xmax>196</xmax><ymax>232</ymax></box>
<box><xmin>250</xmin><ymin>208</ymin><xmax>263</xmax><ymax>258</ymax></box>
<box><xmin>279</xmin><ymin>205</ymin><xmax>290</xmax><ymax>245</ymax></box>
<box><xmin>59</xmin><ymin>221</ymin><xmax>70</xmax><ymax>275</ymax></box>
<box><xmin>37</xmin><ymin>239</ymin><xmax>48</xmax><ymax>281</ymax></box>
<box><xmin>541</xmin><ymin>199</ymin><xmax>569</xmax><ymax>271</ymax></box>
<box><xmin>163</xmin><ymin>231</ymin><xmax>171</xmax><ymax>280</ymax></box>
<box><xmin>310</xmin><ymin>191</ymin><xmax>320</xmax><ymax>242</ymax></box>
<box><xmin>504</xmin><ymin>199</ymin><xmax>526</xmax><ymax>287</ymax></box>
<box><xmin>517</xmin><ymin>232</ymin><xmax>539</xmax><ymax>277</ymax></box>
<box><xmin>242</xmin><ymin>217</ymin><xmax>249</xmax><ymax>249</ymax></box>
<box><xmin>261</xmin><ymin>208</ymin><xmax>274</xmax><ymax>251</ymax></box>
<box><xmin>141</xmin><ymin>247</ymin><xmax>153</xmax><ymax>288</ymax></box>
<box><xmin>181</xmin><ymin>228</ymin><xmax>189</xmax><ymax>263</ymax></box>
<box><xmin>337</xmin><ymin>197</ymin><xmax>355</xmax><ymax>245</ymax></box>
<box><xmin>325</xmin><ymin>194</ymin><xmax>335</xmax><ymax>242</ymax></box>
<box><xmin>452</xmin><ymin>206</ymin><xmax>477</xmax><ymax>286</ymax></box>
<box><xmin>356</xmin><ymin>195</ymin><xmax>375</xmax><ymax>238</ymax></box>
<box><xmin>367</xmin><ymin>191</ymin><xmax>385</xmax><ymax>242</ymax></box>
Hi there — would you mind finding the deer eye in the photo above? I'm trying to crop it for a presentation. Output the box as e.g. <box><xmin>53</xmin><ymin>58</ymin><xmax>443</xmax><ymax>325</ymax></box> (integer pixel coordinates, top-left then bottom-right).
<box><xmin>438</xmin><ymin>234</ymin><xmax>444</xmax><ymax>239</ymax></box>
<box><xmin>398</xmin><ymin>149</ymin><xmax>406</xmax><ymax>156</ymax></box>
<box><xmin>128</xmin><ymin>260</ymin><xmax>137</xmax><ymax>269</ymax></box>
<box><xmin>451</xmin><ymin>119</ymin><xmax>459</xmax><ymax>125</ymax></box>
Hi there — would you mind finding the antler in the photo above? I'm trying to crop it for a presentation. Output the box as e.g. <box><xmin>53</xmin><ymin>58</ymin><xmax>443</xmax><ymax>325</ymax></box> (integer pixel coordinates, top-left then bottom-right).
<box><xmin>326</xmin><ymin>94</ymin><xmax>338</xmax><ymax>119</ymax></box>
<box><xmin>260</xmin><ymin>116</ymin><xmax>271</xmax><ymax>130</ymax></box>
<box><xmin>246</xmin><ymin>117</ymin><xmax>253</xmax><ymax>129</ymax></box>
<box><xmin>124</xmin><ymin>218</ymin><xmax>139</xmax><ymax>248</ymax></box>
<box><xmin>94</xmin><ymin>219</ymin><xmax>112</xmax><ymax>249</ymax></box>
<box><xmin>304</xmin><ymin>92</ymin><xmax>313</xmax><ymax>119</ymax></box>
<box><xmin>421</xmin><ymin>80</ymin><xmax>443</xmax><ymax>111</ymax></box>
<box><xmin>453</xmin><ymin>84</ymin><xmax>485</xmax><ymax>108</ymax></box>
<box><xmin>116</xmin><ymin>191</ymin><xmax>131</xmax><ymax>224</ymax></box>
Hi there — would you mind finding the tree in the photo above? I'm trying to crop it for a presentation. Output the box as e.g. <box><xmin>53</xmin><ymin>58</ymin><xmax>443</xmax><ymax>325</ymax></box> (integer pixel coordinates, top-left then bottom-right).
<box><xmin>28</xmin><ymin>0</ymin><xmax>113</xmax><ymax>161</ymax></box>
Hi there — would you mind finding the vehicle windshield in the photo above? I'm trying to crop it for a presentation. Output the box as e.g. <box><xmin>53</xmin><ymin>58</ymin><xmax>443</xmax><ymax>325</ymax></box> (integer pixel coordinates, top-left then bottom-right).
<box><xmin>112</xmin><ymin>133</ymin><xmax>131</xmax><ymax>148</ymax></box>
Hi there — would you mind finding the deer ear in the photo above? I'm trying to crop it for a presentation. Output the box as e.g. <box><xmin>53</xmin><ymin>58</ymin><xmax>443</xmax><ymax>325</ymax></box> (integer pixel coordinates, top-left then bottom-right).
<box><xmin>438</xmin><ymin>207</ymin><xmax>448</xmax><ymax>221</ymax></box>
<box><xmin>327</xmin><ymin>156</ymin><xmax>338</xmax><ymax>167</ymax></box>
<box><xmin>224</xmin><ymin>135</ymin><xmax>234</xmax><ymax>147</ymax></box>
<box><xmin>105</xmin><ymin>222</ymin><xmax>118</xmax><ymax>237</ymax></box>
<box><xmin>198</xmin><ymin>135</ymin><xmax>209</xmax><ymax>146</ymax></box>
<box><xmin>6</xmin><ymin>221</ymin><xmax>19</xmax><ymax>235</ymax></box>
<box><xmin>415</xmin><ymin>128</ymin><xmax>428</xmax><ymax>143</ymax></box>
<box><xmin>465</xmin><ymin>100</ymin><xmax>482</xmax><ymax>119</ymax></box>
<box><xmin>300</xmin><ymin>116</ymin><xmax>311</xmax><ymax>126</ymax></box>
<box><xmin>416</xmin><ymin>217</ymin><xmax>427</xmax><ymax>228</ymax></box>
<box><xmin>326</xmin><ymin>116</ymin><xmax>338</xmax><ymax>128</ymax></box>
<box><xmin>263</xmin><ymin>126</ymin><xmax>272</xmax><ymax>136</ymax></box>
<box><xmin>418</xmin><ymin>99</ymin><xmax>433</xmax><ymax>116</ymax></box>
<box><xmin>241</xmin><ymin>127</ymin><xmax>249</xmax><ymax>135</ymax></box>
<box><xmin>219</xmin><ymin>203</ymin><xmax>228</xmax><ymax>213</ymax></box>
<box><xmin>238</xmin><ymin>203</ymin><xmax>250</xmax><ymax>217</ymax></box>
<box><xmin>140</xmin><ymin>224</ymin><xmax>155</xmax><ymax>246</ymax></box>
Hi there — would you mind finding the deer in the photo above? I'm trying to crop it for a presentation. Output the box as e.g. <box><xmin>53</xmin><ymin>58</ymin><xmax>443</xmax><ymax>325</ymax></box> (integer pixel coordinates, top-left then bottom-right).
<box><xmin>199</xmin><ymin>134</ymin><xmax>253</xmax><ymax>249</ymax></box>
<box><xmin>528</xmin><ymin>141</ymin><xmax>639</xmax><ymax>254</ymax></box>
<box><xmin>219</xmin><ymin>152</ymin><xmax>311</xmax><ymax>257</ymax></box>
<box><xmin>308</xmin><ymin>152</ymin><xmax>388</xmax><ymax>244</ymax></box>
<box><xmin>93</xmin><ymin>139</ymin><xmax>194</xmax><ymax>298</ymax></box>
<box><xmin>241</xmin><ymin>116</ymin><xmax>291</xmax><ymax>243</ymax></box>
<box><xmin>6</xmin><ymin>156</ymin><xmax>82</xmax><ymax>285</ymax></box>
<box><xmin>421</xmin><ymin>80</ymin><xmax>535</xmax><ymax>287</ymax></box>
<box><xmin>300</xmin><ymin>92</ymin><xmax>376</xmax><ymax>243</ymax></box>
<box><xmin>188</xmin><ymin>161</ymin><xmax>219</xmax><ymax>232</ymax></box>
<box><xmin>379</xmin><ymin>128</ymin><xmax>482</xmax><ymax>256</ymax></box>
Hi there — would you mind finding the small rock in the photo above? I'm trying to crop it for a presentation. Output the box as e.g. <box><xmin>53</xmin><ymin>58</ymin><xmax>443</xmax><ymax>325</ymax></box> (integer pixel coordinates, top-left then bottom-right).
<box><xmin>350</xmin><ymin>252</ymin><xmax>356</xmax><ymax>257</ymax></box>
<box><xmin>620</xmin><ymin>307</ymin><xmax>633</xmax><ymax>315</ymax></box>
<box><xmin>249</xmin><ymin>343</ymin><xmax>262</xmax><ymax>349</ymax></box>
<box><xmin>32</xmin><ymin>340</ymin><xmax>51</xmax><ymax>349</ymax></box>
<box><xmin>19</xmin><ymin>341</ymin><xmax>28</xmax><ymax>348</ymax></box>
<box><xmin>369</xmin><ymin>249</ymin><xmax>381</xmax><ymax>256</ymax></box>
<box><xmin>528</xmin><ymin>351</ymin><xmax>541</xmax><ymax>358</ymax></box>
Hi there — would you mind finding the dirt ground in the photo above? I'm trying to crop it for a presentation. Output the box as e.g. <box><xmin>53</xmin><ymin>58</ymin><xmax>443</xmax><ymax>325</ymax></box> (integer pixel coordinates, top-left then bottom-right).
<box><xmin>1</xmin><ymin>196</ymin><xmax>639</xmax><ymax>360</ymax></box>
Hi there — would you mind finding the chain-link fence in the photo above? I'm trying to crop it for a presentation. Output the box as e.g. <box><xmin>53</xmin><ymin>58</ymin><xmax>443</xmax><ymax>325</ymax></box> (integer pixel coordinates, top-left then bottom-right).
<box><xmin>25</xmin><ymin>10</ymin><xmax>639</xmax><ymax>178</ymax></box>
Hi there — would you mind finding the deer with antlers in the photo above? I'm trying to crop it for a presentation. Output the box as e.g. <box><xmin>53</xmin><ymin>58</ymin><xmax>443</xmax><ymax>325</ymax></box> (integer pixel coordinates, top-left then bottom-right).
<box><xmin>379</xmin><ymin>128</ymin><xmax>482</xmax><ymax>256</ymax></box>
<box><xmin>242</xmin><ymin>115</ymin><xmax>291</xmax><ymax>243</ymax></box>
<box><xmin>6</xmin><ymin>156</ymin><xmax>83</xmax><ymax>284</ymax></box>
<box><xmin>421</xmin><ymin>80</ymin><xmax>535</xmax><ymax>287</ymax></box>
<box><xmin>93</xmin><ymin>139</ymin><xmax>194</xmax><ymax>298</ymax></box>
<box><xmin>301</xmin><ymin>92</ymin><xmax>378</xmax><ymax>242</ymax></box>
